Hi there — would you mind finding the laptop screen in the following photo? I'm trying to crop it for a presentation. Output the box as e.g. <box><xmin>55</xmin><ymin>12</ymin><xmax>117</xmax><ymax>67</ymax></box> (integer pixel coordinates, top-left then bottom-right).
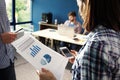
<box><xmin>57</xmin><ymin>24</ymin><xmax>75</xmax><ymax>38</ymax></box>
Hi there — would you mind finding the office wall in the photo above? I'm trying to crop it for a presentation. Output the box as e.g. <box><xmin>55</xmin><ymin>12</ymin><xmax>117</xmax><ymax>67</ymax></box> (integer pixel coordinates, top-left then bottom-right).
<box><xmin>32</xmin><ymin>0</ymin><xmax>83</xmax><ymax>31</ymax></box>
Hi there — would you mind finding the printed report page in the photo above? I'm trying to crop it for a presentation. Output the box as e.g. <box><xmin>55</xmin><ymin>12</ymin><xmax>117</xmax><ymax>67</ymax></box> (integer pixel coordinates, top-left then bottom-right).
<box><xmin>12</xmin><ymin>34</ymin><xmax>68</xmax><ymax>80</ymax></box>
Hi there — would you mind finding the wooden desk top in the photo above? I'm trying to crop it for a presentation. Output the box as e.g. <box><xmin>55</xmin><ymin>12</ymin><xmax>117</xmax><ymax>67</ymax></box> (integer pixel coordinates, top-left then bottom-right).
<box><xmin>39</xmin><ymin>22</ymin><xmax>58</xmax><ymax>29</ymax></box>
<box><xmin>40</xmin><ymin>23</ymin><xmax>57</xmax><ymax>27</ymax></box>
<box><xmin>32</xmin><ymin>29</ymin><xmax>87</xmax><ymax>45</ymax></box>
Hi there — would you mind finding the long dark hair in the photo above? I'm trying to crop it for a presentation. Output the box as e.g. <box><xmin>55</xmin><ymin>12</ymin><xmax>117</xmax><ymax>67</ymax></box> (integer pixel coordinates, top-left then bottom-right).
<box><xmin>82</xmin><ymin>0</ymin><xmax>120</xmax><ymax>32</ymax></box>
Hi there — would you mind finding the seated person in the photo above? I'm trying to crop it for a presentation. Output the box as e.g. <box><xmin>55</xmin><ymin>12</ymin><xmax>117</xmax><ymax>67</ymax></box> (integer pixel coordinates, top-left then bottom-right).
<box><xmin>60</xmin><ymin>11</ymin><xmax>83</xmax><ymax>51</ymax></box>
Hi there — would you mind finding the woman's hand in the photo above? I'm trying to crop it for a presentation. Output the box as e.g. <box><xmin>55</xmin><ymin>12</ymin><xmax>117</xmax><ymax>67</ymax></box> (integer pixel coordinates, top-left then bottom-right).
<box><xmin>0</xmin><ymin>32</ymin><xmax>17</xmax><ymax>44</ymax></box>
<box><xmin>37</xmin><ymin>68</ymin><xmax>56</xmax><ymax>80</ymax></box>
<box><xmin>69</xmin><ymin>50</ymin><xmax>78</xmax><ymax>64</ymax></box>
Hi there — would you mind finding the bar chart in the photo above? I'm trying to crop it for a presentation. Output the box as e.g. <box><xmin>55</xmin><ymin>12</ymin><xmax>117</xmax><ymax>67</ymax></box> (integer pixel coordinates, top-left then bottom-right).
<box><xmin>30</xmin><ymin>45</ymin><xmax>41</xmax><ymax>57</ymax></box>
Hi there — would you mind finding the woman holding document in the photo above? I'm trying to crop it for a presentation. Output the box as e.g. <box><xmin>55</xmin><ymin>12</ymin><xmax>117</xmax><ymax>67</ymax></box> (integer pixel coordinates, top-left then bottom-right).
<box><xmin>38</xmin><ymin>0</ymin><xmax>120</xmax><ymax>80</ymax></box>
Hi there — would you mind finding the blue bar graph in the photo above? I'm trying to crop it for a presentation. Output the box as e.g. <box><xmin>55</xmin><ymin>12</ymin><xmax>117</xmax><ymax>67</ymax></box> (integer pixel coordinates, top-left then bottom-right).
<box><xmin>30</xmin><ymin>45</ymin><xmax>41</xmax><ymax>57</ymax></box>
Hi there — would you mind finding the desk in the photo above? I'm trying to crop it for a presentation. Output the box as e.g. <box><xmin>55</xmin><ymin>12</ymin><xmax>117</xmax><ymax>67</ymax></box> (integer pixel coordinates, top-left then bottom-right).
<box><xmin>39</xmin><ymin>22</ymin><xmax>58</xmax><ymax>30</ymax></box>
<box><xmin>32</xmin><ymin>29</ymin><xmax>87</xmax><ymax>46</ymax></box>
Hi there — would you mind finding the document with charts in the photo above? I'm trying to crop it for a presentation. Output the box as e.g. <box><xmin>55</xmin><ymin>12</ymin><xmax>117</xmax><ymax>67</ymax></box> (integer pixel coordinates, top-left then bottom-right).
<box><xmin>12</xmin><ymin>34</ymin><xmax>68</xmax><ymax>80</ymax></box>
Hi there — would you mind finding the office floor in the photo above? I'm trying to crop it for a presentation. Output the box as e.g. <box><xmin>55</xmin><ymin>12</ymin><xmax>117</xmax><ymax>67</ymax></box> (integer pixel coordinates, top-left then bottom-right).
<box><xmin>15</xmin><ymin>53</ymin><xmax>72</xmax><ymax>80</ymax></box>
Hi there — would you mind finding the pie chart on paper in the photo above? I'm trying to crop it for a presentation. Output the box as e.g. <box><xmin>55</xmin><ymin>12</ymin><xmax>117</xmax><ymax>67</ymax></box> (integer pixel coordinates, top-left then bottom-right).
<box><xmin>40</xmin><ymin>54</ymin><xmax>51</xmax><ymax>65</ymax></box>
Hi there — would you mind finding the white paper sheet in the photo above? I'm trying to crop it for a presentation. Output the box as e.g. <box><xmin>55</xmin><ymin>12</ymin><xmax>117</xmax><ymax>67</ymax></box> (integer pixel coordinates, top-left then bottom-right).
<box><xmin>12</xmin><ymin>34</ymin><xmax>68</xmax><ymax>80</ymax></box>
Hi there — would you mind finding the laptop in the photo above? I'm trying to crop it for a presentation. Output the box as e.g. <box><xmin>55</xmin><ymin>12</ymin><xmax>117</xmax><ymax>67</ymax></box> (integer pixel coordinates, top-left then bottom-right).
<box><xmin>57</xmin><ymin>24</ymin><xmax>75</xmax><ymax>38</ymax></box>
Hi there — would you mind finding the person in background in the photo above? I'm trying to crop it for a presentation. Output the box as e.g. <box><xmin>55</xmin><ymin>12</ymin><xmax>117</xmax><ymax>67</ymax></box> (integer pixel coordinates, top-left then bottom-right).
<box><xmin>37</xmin><ymin>0</ymin><xmax>120</xmax><ymax>80</ymax></box>
<box><xmin>0</xmin><ymin>0</ymin><xmax>17</xmax><ymax>80</ymax></box>
<box><xmin>64</xmin><ymin>11</ymin><xmax>82</xmax><ymax>34</ymax></box>
<box><xmin>60</xmin><ymin>11</ymin><xmax>83</xmax><ymax>50</ymax></box>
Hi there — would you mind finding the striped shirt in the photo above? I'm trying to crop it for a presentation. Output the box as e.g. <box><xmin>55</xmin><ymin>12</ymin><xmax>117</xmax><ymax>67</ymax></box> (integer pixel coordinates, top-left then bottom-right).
<box><xmin>0</xmin><ymin>0</ymin><xmax>16</xmax><ymax>69</ymax></box>
<box><xmin>72</xmin><ymin>25</ymin><xmax>120</xmax><ymax>80</ymax></box>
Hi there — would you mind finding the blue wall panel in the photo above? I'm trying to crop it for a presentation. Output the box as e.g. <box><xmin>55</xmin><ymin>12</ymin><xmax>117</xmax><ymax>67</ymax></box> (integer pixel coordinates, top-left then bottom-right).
<box><xmin>32</xmin><ymin>0</ymin><xmax>82</xmax><ymax>31</ymax></box>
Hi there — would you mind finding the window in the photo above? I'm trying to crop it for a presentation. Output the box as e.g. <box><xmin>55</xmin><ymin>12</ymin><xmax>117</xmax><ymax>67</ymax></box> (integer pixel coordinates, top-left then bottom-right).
<box><xmin>5</xmin><ymin>0</ymin><xmax>32</xmax><ymax>31</ymax></box>
<box><xmin>15</xmin><ymin>0</ymin><xmax>31</xmax><ymax>22</ymax></box>
<box><xmin>5</xmin><ymin>0</ymin><xmax>12</xmax><ymax>22</ymax></box>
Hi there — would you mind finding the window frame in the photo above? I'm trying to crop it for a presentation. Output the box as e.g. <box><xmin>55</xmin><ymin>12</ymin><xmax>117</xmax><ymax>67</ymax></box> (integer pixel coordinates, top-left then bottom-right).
<box><xmin>10</xmin><ymin>0</ymin><xmax>32</xmax><ymax>30</ymax></box>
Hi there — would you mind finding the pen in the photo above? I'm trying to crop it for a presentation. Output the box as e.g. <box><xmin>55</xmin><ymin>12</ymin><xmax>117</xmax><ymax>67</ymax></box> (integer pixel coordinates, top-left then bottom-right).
<box><xmin>15</xmin><ymin>28</ymin><xmax>23</xmax><ymax>33</ymax></box>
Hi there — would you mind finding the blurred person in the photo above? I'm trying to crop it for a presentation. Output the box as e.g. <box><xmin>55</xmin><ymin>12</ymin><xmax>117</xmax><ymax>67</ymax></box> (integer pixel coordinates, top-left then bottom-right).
<box><xmin>0</xmin><ymin>0</ymin><xmax>17</xmax><ymax>80</ymax></box>
<box><xmin>38</xmin><ymin>0</ymin><xmax>120</xmax><ymax>80</ymax></box>
<box><xmin>60</xmin><ymin>11</ymin><xmax>83</xmax><ymax>50</ymax></box>
<box><xmin>64</xmin><ymin>11</ymin><xmax>82</xmax><ymax>34</ymax></box>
